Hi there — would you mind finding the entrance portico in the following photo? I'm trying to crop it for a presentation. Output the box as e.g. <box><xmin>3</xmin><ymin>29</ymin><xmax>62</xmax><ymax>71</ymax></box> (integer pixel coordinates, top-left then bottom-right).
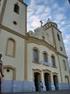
<box><xmin>33</xmin><ymin>69</ymin><xmax>59</xmax><ymax>91</ymax></box>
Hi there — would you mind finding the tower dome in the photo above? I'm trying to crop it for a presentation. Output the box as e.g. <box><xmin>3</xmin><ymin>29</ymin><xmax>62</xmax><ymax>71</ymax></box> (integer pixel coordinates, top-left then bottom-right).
<box><xmin>47</xmin><ymin>18</ymin><xmax>58</xmax><ymax>28</ymax></box>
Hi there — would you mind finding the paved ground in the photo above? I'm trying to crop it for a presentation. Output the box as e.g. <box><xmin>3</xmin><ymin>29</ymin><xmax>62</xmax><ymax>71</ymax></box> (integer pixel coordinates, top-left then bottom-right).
<box><xmin>1</xmin><ymin>90</ymin><xmax>70</xmax><ymax>94</ymax></box>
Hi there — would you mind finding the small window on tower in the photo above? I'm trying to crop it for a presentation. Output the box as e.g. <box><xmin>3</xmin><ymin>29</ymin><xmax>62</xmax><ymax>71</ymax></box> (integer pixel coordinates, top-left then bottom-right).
<box><xmin>63</xmin><ymin>60</ymin><xmax>67</xmax><ymax>70</ymax></box>
<box><xmin>57</xmin><ymin>34</ymin><xmax>60</xmax><ymax>41</ymax></box>
<box><xmin>13</xmin><ymin>21</ymin><xmax>17</xmax><ymax>25</ymax></box>
<box><xmin>60</xmin><ymin>47</ymin><xmax>63</xmax><ymax>51</ymax></box>
<box><xmin>14</xmin><ymin>3</ymin><xmax>19</xmax><ymax>14</ymax></box>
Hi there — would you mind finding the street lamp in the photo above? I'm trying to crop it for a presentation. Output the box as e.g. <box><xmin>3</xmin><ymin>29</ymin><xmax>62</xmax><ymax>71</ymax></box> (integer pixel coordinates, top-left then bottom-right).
<box><xmin>0</xmin><ymin>54</ymin><xmax>4</xmax><ymax>93</ymax></box>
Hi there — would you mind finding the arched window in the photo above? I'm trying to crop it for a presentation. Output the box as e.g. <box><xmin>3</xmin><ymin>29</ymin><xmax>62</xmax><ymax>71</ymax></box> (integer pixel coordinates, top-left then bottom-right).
<box><xmin>51</xmin><ymin>55</ymin><xmax>56</xmax><ymax>67</ymax></box>
<box><xmin>14</xmin><ymin>3</ymin><xmax>19</xmax><ymax>14</ymax></box>
<box><xmin>6</xmin><ymin>38</ymin><xmax>16</xmax><ymax>57</ymax></box>
<box><xmin>43</xmin><ymin>52</ymin><xmax>48</xmax><ymax>62</ymax></box>
<box><xmin>33</xmin><ymin>48</ymin><xmax>39</xmax><ymax>62</ymax></box>
<box><xmin>63</xmin><ymin>60</ymin><xmax>67</xmax><ymax>70</ymax></box>
<box><xmin>57</xmin><ymin>33</ymin><xmax>60</xmax><ymax>41</ymax></box>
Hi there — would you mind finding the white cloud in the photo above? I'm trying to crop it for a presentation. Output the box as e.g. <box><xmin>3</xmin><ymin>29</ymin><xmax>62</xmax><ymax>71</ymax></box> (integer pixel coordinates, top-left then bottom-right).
<box><xmin>27</xmin><ymin>0</ymin><xmax>67</xmax><ymax>31</ymax></box>
<box><xmin>63</xmin><ymin>33</ymin><xmax>70</xmax><ymax>61</ymax></box>
<box><xmin>30</xmin><ymin>15</ymin><xmax>41</xmax><ymax>29</ymax></box>
<box><xmin>27</xmin><ymin>0</ymin><xmax>53</xmax><ymax>31</ymax></box>
<box><xmin>27</xmin><ymin>0</ymin><xmax>70</xmax><ymax>61</ymax></box>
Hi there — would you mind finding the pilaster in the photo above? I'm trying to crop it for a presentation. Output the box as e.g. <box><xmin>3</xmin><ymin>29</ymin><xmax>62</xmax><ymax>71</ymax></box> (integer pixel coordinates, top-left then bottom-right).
<box><xmin>51</xmin><ymin>73</ymin><xmax>55</xmax><ymax>90</ymax></box>
<box><xmin>41</xmin><ymin>71</ymin><xmax>46</xmax><ymax>91</ymax></box>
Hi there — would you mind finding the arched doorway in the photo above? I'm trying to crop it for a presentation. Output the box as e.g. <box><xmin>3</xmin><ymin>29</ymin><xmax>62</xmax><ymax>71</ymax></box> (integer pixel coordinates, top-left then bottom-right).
<box><xmin>53</xmin><ymin>75</ymin><xmax>58</xmax><ymax>90</ymax></box>
<box><xmin>44</xmin><ymin>73</ymin><xmax>51</xmax><ymax>91</ymax></box>
<box><xmin>34</xmin><ymin>72</ymin><xmax>41</xmax><ymax>91</ymax></box>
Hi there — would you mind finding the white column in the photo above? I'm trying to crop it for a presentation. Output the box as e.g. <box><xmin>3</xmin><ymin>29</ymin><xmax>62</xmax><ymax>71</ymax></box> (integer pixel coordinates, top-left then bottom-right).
<box><xmin>51</xmin><ymin>73</ymin><xmax>55</xmax><ymax>90</ymax></box>
<box><xmin>41</xmin><ymin>71</ymin><xmax>46</xmax><ymax>91</ymax></box>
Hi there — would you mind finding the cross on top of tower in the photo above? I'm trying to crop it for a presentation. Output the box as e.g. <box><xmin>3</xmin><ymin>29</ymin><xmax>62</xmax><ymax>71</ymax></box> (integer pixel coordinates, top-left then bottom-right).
<box><xmin>47</xmin><ymin>18</ymin><xmax>51</xmax><ymax>22</ymax></box>
<box><xmin>40</xmin><ymin>20</ymin><xmax>43</xmax><ymax>27</ymax></box>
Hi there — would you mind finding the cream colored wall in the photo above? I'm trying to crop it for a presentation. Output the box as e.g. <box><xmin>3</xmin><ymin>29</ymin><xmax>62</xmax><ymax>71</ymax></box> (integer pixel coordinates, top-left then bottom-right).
<box><xmin>26</xmin><ymin>44</ymin><xmax>33</xmax><ymax>81</ymax></box>
<box><xmin>53</xmin><ymin>28</ymin><xmax>66</xmax><ymax>55</ymax></box>
<box><xmin>52</xmin><ymin>27</ymin><xmax>70</xmax><ymax>83</ymax></box>
<box><xmin>0</xmin><ymin>0</ymin><xmax>70</xmax><ymax>86</ymax></box>
<box><xmin>29</xmin><ymin>27</ymin><xmax>55</xmax><ymax>48</ymax></box>
<box><xmin>0</xmin><ymin>29</ymin><xmax>25</xmax><ymax>81</ymax></box>
<box><xmin>4</xmin><ymin>68</ymin><xmax>14</xmax><ymax>80</ymax></box>
<box><xmin>2</xmin><ymin>0</ymin><xmax>26</xmax><ymax>35</ymax></box>
<box><xmin>27</xmin><ymin>43</ymin><xmax>61</xmax><ymax>83</ymax></box>
<box><xmin>0</xmin><ymin>0</ymin><xmax>4</xmax><ymax>14</ymax></box>
<box><xmin>58</xmin><ymin>55</ymin><xmax>70</xmax><ymax>83</ymax></box>
<box><xmin>45</xmin><ymin>28</ymin><xmax>55</xmax><ymax>47</ymax></box>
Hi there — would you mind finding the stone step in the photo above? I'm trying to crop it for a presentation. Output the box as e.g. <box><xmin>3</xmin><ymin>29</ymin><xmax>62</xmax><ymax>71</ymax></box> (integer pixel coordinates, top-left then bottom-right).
<box><xmin>1</xmin><ymin>89</ymin><xmax>70</xmax><ymax>94</ymax></box>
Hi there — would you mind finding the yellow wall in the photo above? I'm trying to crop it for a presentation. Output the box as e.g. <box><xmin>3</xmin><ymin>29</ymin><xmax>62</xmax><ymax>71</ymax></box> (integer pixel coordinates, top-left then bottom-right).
<box><xmin>27</xmin><ymin>43</ymin><xmax>61</xmax><ymax>83</ymax></box>
<box><xmin>0</xmin><ymin>29</ymin><xmax>25</xmax><ymax>81</ymax></box>
<box><xmin>2</xmin><ymin>0</ymin><xmax>26</xmax><ymax>35</ymax></box>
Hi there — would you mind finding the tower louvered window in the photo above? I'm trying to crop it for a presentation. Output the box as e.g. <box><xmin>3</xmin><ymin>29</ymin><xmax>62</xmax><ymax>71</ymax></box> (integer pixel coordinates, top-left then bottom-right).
<box><xmin>14</xmin><ymin>3</ymin><xmax>19</xmax><ymax>14</ymax></box>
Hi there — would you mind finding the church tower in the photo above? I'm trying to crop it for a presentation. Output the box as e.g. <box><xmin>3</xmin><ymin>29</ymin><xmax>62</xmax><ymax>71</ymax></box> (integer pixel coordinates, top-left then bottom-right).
<box><xmin>0</xmin><ymin>0</ymin><xmax>70</xmax><ymax>93</ymax></box>
<box><xmin>45</xmin><ymin>20</ymin><xmax>70</xmax><ymax>84</ymax></box>
<box><xmin>0</xmin><ymin>0</ymin><xmax>27</xmax><ymax>35</ymax></box>
<box><xmin>0</xmin><ymin>0</ymin><xmax>27</xmax><ymax>82</ymax></box>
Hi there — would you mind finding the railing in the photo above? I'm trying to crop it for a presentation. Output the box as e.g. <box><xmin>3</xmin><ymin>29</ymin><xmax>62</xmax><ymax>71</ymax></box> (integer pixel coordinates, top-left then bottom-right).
<box><xmin>43</xmin><ymin>62</ymin><xmax>49</xmax><ymax>66</ymax></box>
<box><xmin>40</xmin><ymin>61</ymin><xmax>50</xmax><ymax>66</ymax></box>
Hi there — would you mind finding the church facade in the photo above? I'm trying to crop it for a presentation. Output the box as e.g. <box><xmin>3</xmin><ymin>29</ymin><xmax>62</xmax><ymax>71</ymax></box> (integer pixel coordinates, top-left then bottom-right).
<box><xmin>0</xmin><ymin>0</ymin><xmax>70</xmax><ymax>92</ymax></box>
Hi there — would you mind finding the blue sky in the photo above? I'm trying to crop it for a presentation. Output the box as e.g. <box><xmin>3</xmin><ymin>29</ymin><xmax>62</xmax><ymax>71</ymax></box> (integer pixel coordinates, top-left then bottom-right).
<box><xmin>24</xmin><ymin>0</ymin><xmax>70</xmax><ymax>63</ymax></box>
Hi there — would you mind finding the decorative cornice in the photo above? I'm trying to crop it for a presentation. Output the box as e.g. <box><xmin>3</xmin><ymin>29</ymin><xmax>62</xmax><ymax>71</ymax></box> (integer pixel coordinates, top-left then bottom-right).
<box><xmin>0</xmin><ymin>25</ymin><xmax>67</xmax><ymax>59</ymax></box>
<box><xmin>26</xmin><ymin>35</ymin><xmax>68</xmax><ymax>58</ymax></box>
<box><xmin>26</xmin><ymin>35</ymin><xmax>57</xmax><ymax>51</ymax></box>
<box><xmin>18</xmin><ymin>0</ymin><xmax>28</xmax><ymax>6</ymax></box>
<box><xmin>0</xmin><ymin>24</ymin><xmax>26</xmax><ymax>39</ymax></box>
<box><xmin>43</xmin><ymin>24</ymin><xmax>61</xmax><ymax>33</ymax></box>
<box><xmin>57</xmin><ymin>52</ymin><xmax>68</xmax><ymax>58</ymax></box>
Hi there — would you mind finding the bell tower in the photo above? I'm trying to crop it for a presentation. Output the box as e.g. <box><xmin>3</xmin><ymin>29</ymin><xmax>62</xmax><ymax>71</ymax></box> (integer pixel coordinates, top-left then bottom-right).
<box><xmin>0</xmin><ymin>0</ymin><xmax>27</xmax><ymax>35</ymax></box>
<box><xmin>0</xmin><ymin>0</ymin><xmax>27</xmax><ymax>83</ymax></box>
